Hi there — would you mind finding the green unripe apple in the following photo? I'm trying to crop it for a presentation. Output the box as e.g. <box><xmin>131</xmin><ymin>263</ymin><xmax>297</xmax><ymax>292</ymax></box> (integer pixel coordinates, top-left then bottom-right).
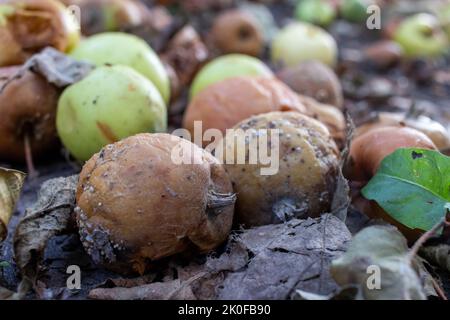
<box><xmin>393</xmin><ymin>14</ymin><xmax>449</xmax><ymax>58</ymax></box>
<box><xmin>190</xmin><ymin>54</ymin><xmax>273</xmax><ymax>99</ymax></box>
<box><xmin>70</xmin><ymin>32</ymin><xmax>170</xmax><ymax>103</ymax></box>
<box><xmin>271</xmin><ymin>22</ymin><xmax>338</xmax><ymax>68</ymax></box>
<box><xmin>295</xmin><ymin>0</ymin><xmax>336</xmax><ymax>27</ymax></box>
<box><xmin>56</xmin><ymin>65</ymin><xmax>167</xmax><ymax>162</ymax></box>
<box><xmin>340</xmin><ymin>0</ymin><xmax>373</xmax><ymax>23</ymax></box>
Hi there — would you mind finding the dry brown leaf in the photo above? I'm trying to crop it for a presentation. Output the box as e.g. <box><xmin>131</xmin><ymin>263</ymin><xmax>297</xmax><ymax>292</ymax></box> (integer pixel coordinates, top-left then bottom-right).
<box><xmin>0</xmin><ymin>167</ymin><xmax>25</xmax><ymax>241</ymax></box>
<box><xmin>87</xmin><ymin>215</ymin><xmax>351</xmax><ymax>300</ymax></box>
<box><xmin>13</xmin><ymin>175</ymin><xmax>78</xmax><ymax>295</ymax></box>
<box><xmin>421</xmin><ymin>244</ymin><xmax>450</xmax><ymax>272</ymax></box>
<box><xmin>331</xmin><ymin>225</ymin><xmax>427</xmax><ymax>300</ymax></box>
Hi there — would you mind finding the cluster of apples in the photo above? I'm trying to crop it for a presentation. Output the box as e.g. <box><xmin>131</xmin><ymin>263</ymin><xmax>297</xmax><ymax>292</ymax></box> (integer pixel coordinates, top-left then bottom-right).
<box><xmin>1</xmin><ymin>0</ymin><xmax>449</xmax><ymax>273</ymax></box>
<box><xmin>294</xmin><ymin>0</ymin><xmax>449</xmax><ymax>58</ymax></box>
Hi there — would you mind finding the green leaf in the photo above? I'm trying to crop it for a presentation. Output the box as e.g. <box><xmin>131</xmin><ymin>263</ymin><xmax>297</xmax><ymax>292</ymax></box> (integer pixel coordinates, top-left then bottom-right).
<box><xmin>0</xmin><ymin>261</ymin><xmax>9</xmax><ymax>269</ymax></box>
<box><xmin>362</xmin><ymin>148</ymin><xmax>450</xmax><ymax>231</ymax></box>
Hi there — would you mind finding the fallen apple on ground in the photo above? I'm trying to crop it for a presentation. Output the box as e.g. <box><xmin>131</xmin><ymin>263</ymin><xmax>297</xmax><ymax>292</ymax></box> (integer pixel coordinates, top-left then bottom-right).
<box><xmin>56</xmin><ymin>65</ymin><xmax>167</xmax><ymax>162</ymax></box>
<box><xmin>393</xmin><ymin>13</ymin><xmax>448</xmax><ymax>58</ymax></box>
<box><xmin>295</xmin><ymin>0</ymin><xmax>336</xmax><ymax>27</ymax></box>
<box><xmin>271</xmin><ymin>22</ymin><xmax>338</xmax><ymax>67</ymax></box>
<box><xmin>76</xmin><ymin>133</ymin><xmax>235</xmax><ymax>274</ymax></box>
<box><xmin>70</xmin><ymin>32</ymin><xmax>171</xmax><ymax>103</ymax></box>
<box><xmin>216</xmin><ymin>111</ymin><xmax>340</xmax><ymax>227</ymax></box>
<box><xmin>0</xmin><ymin>0</ymin><xmax>80</xmax><ymax>67</ymax></box>
<box><xmin>189</xmin><ymin>54</ymin><xmax>273</xmax><ymax>99</ymax></box>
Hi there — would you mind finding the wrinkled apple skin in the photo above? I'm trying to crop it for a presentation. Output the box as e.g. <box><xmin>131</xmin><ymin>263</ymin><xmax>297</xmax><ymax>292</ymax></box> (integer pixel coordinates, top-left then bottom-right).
<box><xmin>393</xmin><ymin>14</ymin><xmax>448</xmax><ymax>58</ymax></box>
<box><xmin>271</xmin><ymin>22</ymin><xmax>338</xmax><ymax>67</ymax></box>
<box><xmin>189</xmin><ymin>54</ymin><xmax>273</xmax><ymax>99</ymax></box>
<box><xmin>70</xmin><ymin>32</ymin><xmax>170</xmax><ymax>103</ymax></box>
<box><xmin>56</xmin><ymin>65</ymin><xmax>167</xmax><ymax>162</ymax></box>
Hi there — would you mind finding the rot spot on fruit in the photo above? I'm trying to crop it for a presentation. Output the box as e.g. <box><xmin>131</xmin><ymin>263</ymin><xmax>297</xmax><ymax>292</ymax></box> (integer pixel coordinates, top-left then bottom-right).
<box><xmin>96</xmin><ymin>122</ymin><xmax>118</xmax><ymax>143</ymax></box>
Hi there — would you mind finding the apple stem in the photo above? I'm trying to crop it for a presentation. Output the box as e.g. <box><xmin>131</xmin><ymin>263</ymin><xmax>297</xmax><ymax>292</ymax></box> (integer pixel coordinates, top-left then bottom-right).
<box><xmin>24</xmin><ymin>134</ymin><xmax>38</xmax><ymax>180</ymax></box>
<box><xmin>206</xmin><ymin>190</ymin><xmax>236</xmax><ymax>217</ymax></box>
<box><xmin>431</xmin><ymin>276</ymin><xmax>448</xmax><ymax>301</ymax></box>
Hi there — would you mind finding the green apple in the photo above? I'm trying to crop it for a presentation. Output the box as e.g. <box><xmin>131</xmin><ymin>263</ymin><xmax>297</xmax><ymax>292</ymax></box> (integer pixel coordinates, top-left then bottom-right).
<box><xmin>393</xmin><ymin>14</ymin><xmax>449</xmax><ymax>58</ymax></box>
<box><xmin>56</xmin><ymin>65</ymin><xmax>167</xmax><ymax>162</ymax></box>
<box><xmin>70</xmin><ymin>32</ymin><xmax>170</xmax><ymax>103</ymax></box>
<box><xmin>340</xmin><ymin>0</ymin><xmax>373</xmax><ymax>23</ymax></box>
<box><xmin>271</xmin><ymin>22</ymin><xmax>338</xmax><ymax>67</ymax></box>
<box><xmin>295</xmin><ymin>0</ymin><xmax>336</xmax><ymax>27</ymax></box>
<box><xmin>189</xmin><ymin>54</ymin><xmax>273</xmax><ymax>99</ymax></box>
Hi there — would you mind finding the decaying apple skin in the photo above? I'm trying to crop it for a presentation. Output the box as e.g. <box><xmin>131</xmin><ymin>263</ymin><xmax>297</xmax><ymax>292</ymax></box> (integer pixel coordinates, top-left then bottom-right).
<box><xmin>76</xmin><ymin>133</ymin><xmax>235</xmax><ymax>274</ymax></box>
<box><xmin>183</xmin><ymin>76</ymin><xmax>307</xmax><ymax>140</ymax></box>
<box><xmin>218</xmin><ymin>111</ymin><xmax>340</xmax><ymax>227</ymax></box>
<box><xmin>0</xmin><ymin>0</ymin><xmax>80</xmax><ymax>67</ymax></box>
<box><xmin>297</xmin><ymin>94</ymin><xmax>346</xmax><ymax>149</ymax></box>
<box><xmin>347</xmin><ymin>126</ymin><xmax>437</xmax><ymax>182</ymax></box>
<box><xmin>210</xmin><ymin>9</ymin><xmax>264</xmax><ymax>57</ymax></box>
<box><xmin>355</xmin><ymin>112</ymin><xmax>450</xmax><ymax>151</ymax></box>
<box><xmin>277</xmin><ymin>61</ymin><xmax>344</xmax><ymax>109</ymax></box>
<box><xmin>0</xmin><ymin>66</ymin><xmax>59</xmax><ymax>162</ymax></box>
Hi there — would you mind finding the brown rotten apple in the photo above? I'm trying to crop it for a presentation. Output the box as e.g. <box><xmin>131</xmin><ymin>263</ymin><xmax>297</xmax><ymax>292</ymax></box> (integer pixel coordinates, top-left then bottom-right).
<box><xmin>0</xmin><ymin>0</ymin><xmax>80</xmax><ymax>67</ymax></box>
<box><xmin>0</xmin><ymin>66</ymin><xmax>59</xmax><ymax>163</ymax></box>
<box><xmin>355</xmin><ymin>112</ymin><xmax>450</xmax><ymax>151</ymax></box>
<box><xmin>183</xmin><ymin>76</ymin><xmax>307</xmax><ymax>140</ymax></box>
<box><xmin>216</xmin><ymin>111</ymin><xmax>340</xmax><ymax>227</ymax></box>
<box><xmin>347</xmin><ymin>126</ymin><xmax>437</xmax><ymax>182</ymax></box>
<box><xmin>210</xmin><ymin>9</ymin><xmax>264</xmax><ymax>57</ymax></box>
<box><xmin>277</xmin><ymin>61</ymin><xmax>344</xmax><ymax>109</ymax></box>
<box><xmin>76</xmin><ymin>133</ymin><xmax>235</xmax><ymax>274</ymax></box>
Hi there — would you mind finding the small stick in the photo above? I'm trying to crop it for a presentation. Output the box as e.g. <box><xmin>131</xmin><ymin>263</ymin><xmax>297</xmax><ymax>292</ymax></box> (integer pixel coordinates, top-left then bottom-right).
<box><xmin>431</xmin><ymin>277</ymin><xmax>448</xmax><ymax>301</ymax></box>
<box><xmin>407</xmin><ymin>217</ymin><xmax>448</xmax><ymax>262</ymax></box>
<box><xmin>406</xmin><ymin>211</ymin><xmax>450</xmax><ymax>300</ymax></box>
<box><xmin>24</xmin><ymin>134</ymin><xmax>38</xmax><ymax>180</ymax></box>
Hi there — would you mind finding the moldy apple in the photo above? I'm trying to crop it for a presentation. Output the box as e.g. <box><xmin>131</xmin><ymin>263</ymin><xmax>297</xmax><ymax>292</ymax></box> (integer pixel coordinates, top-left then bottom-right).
<box><xmin>76</xmin><ymin>133</ymin><xmax>235</xmax><ymax>274</ymax></box>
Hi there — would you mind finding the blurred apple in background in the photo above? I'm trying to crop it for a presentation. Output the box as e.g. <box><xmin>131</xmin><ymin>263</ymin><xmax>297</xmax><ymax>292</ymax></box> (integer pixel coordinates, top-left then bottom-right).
<box><xmin>295</xmin><ymin>0</ymin><xmax>336</xmax><ymax>27</ymax></box>
<box><xmin>0</xmin><ymin>0</ymin><xmax>80</xmax><ymax>67</ymax></box>
<box><xmin>189</xmin><ymin>54</ymin><xmax>273</xmax><ymax>99</ymax></box>
<box><xmin>393</xmin><ymin>13</ymin><xmax>449</xmax><ymax>58</ymax></box>
<box><xmin>271</xmin><ymin>22</ymin><xmax>338</xmax><ymax>68</ymax></box>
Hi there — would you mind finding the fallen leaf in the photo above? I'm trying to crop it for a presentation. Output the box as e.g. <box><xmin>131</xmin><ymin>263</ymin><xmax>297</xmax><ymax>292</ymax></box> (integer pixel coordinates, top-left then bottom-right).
<box><xmin>88</xmin><ymin>214</ymin><xmax>351</xmax><ymax>300</ymax></box>
<box><xmin>421</xmin><ymin>244</ymin><xmax>450</xmax><ymax>272</ymax></box>
<box><xmin>216</xmin><ymin>215</ymin><xmax>351</xmax><ymax>300</ymax></box>
<box><xmin>0</xmin><ymin>47</ymin><xmax>94</xmax><ymax>93</ymax></box>
<box><xmin>89</xmin><ymin>275</ymin><xmax>202</xmax><ymax>300</ymax></box>
<box><xmin>13</xmin><ymin>175</ymin><xmax>78</xmax><ymax>295</ymax></box>
<box><xmin>0</xmin><ymin>168</ymin><xmax>25</xmax><ymax>241</ymax></box>
<box><xmin>362</xmin><ymin>148</ymin><xmax>450</xmax><ymax>232</ymax></box>
<box><xmin>331</xmin><ymin>225</ymin><xmax>427</xmax><ymax>300</ymax></box>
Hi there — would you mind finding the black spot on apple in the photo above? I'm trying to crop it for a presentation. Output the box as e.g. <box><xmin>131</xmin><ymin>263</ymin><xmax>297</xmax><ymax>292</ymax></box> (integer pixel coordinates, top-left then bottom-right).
<box><xmin>411</xmin><ymin>151</ymin><xmax>423</xmax><ymax>159</ymax></box>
